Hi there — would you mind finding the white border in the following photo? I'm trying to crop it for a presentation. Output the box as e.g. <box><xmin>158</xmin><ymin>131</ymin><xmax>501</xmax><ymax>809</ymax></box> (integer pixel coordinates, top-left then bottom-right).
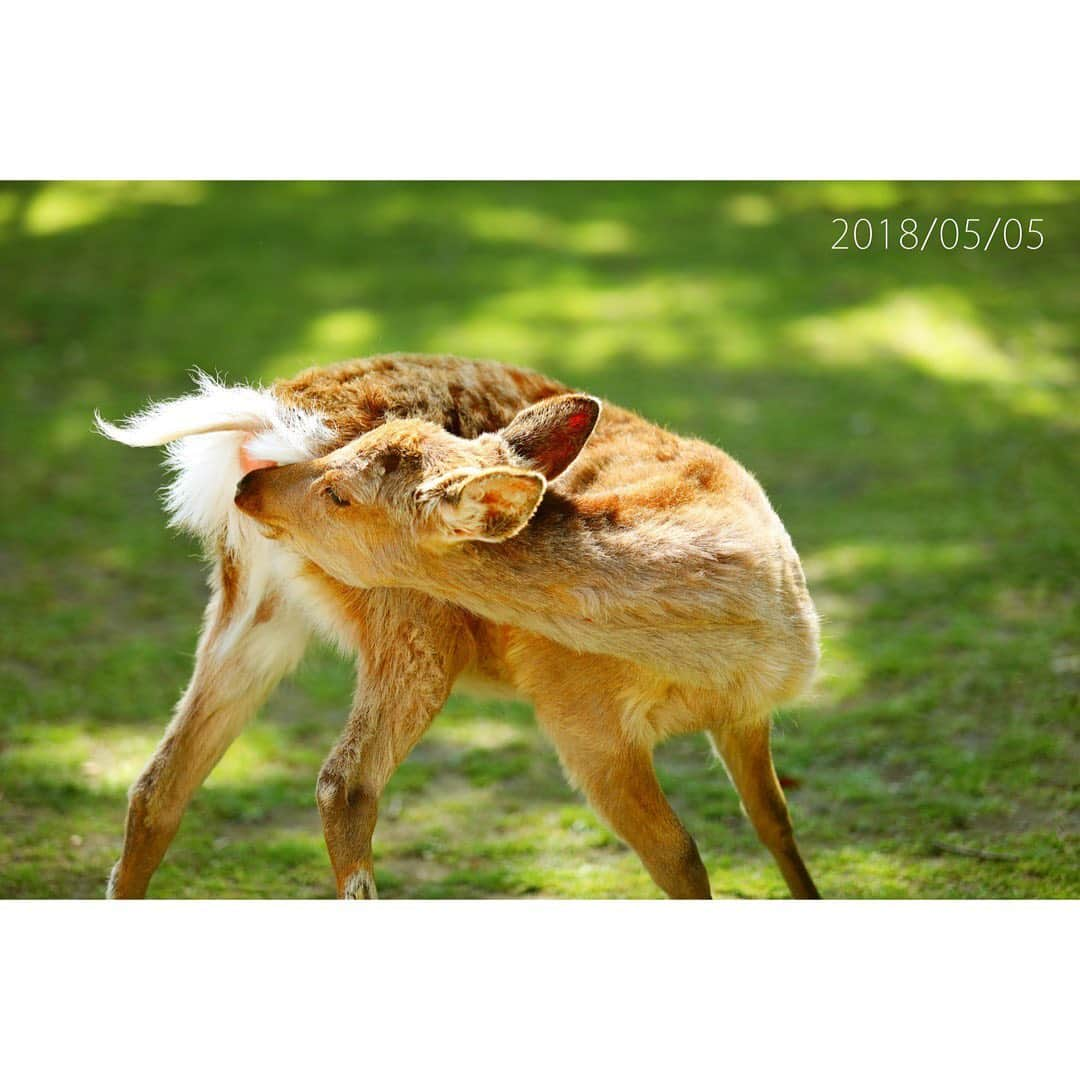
<box><xmin>2</xmin><ymin>901</ymin><xmax>1075</xmax><ymax>1077</ymax></box>
<box><xmin>3</xmin><ymin>4</ymin><xmax>1077</xmax><ymax>178</ymax></box>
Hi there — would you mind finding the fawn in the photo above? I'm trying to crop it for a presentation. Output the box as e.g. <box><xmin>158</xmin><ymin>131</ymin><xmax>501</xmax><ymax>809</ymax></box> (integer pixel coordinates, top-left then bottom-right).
<box><xmin>97</xmin><ymin>354</ymin><xmax>821</xmax><ymax>899</ymax></box>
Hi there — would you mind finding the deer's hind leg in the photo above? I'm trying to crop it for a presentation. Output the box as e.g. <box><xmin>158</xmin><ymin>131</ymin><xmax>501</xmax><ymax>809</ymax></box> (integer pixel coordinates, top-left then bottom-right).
<box><xmin>509</xmin><ymin>634</ymin><xmax>712</xmax><ymax>899</ymax></box>
<box><xmin>107</xmin><ymin>548</ymin><xmax>310</xmax><ymax>898</ymax></box>
<box><xmin>708</xmin><ymin>714</ymin><xmax>820</xmax><ymax>899</ymax></box>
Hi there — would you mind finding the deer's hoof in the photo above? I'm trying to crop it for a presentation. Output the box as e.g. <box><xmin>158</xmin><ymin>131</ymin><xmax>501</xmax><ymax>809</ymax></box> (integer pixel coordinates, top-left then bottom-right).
<box><xmin>342</xmin><ymin>868</ymin><xmax>378</xmax><ymax>899</ymax></box>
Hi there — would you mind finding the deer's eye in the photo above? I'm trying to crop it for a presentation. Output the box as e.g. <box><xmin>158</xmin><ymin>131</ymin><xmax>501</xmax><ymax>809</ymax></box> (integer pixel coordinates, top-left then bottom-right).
<box><xmin>324</xmin><ymin>486</ymin><xmax>350</xmax><ymax>507</ymax></box>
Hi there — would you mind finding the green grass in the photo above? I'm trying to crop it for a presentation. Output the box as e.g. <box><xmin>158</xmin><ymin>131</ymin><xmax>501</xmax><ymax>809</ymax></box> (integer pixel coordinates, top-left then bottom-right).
<box><xmin>1</xmin><ymin>180</ymin><xmax>1077</xmax><ymax>898</ymax></box>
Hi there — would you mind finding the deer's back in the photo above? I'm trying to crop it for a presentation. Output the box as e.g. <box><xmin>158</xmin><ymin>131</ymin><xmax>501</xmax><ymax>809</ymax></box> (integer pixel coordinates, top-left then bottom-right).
<box><xmin>274</xmin><ymin>354</ymin><xmax>818</xmax><ymax>708</ymax></box>
<box><xmin>275</xmin><ymin>353</ymin><xmax>570</xmax><ymax>445</ymax></box>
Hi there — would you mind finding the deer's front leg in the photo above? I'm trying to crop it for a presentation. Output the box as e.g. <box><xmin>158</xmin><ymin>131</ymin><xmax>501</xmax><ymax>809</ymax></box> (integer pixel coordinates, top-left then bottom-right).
<box><xmin>315</xmin><ymin>589</ymin><xmax>471</xmax><ymax>899</ymax></box>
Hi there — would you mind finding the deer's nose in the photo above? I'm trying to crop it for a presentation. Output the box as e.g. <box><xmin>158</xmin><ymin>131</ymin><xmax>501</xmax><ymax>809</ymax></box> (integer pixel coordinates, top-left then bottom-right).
<box><xmin>234</xmin><ymin>469</ymin><xmax>262</xmax><ymax>512</ymax></box>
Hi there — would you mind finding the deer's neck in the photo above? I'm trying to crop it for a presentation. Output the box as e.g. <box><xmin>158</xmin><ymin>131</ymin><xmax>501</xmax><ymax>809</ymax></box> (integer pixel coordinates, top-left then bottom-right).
<box><xmin>408</xmin><ymin>528</ymin><xmax>605</xmax><ymax>629</ymax></box>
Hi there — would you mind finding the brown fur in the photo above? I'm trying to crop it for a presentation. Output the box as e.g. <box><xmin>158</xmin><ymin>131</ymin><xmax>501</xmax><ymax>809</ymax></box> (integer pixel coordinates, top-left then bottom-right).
<box><xmin>108</xmin><ymin>354</ymin><xmax>820</xmax><ymax>899</ymax></box>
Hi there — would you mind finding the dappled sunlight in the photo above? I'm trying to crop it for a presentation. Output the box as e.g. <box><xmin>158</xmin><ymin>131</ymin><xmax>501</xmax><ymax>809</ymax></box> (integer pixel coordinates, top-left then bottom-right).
<box><xmin>262</xmin><ymin>307</ymin><xmax>382</xmax><ymax>377</ymax></box>
<box><xmin>7</xmin><ymin>722</ymin><xmax>157</xmax><ymax>794</ymax></box>
<box><xmin>374</xmin><ymin>776</ymin><xmax>663</xmax><ymax>897</ymax></box>
<box><xmin>813</xmin><ymin>846</ymin><xmax>920</xmax><ymax>898</ymax></box>
<box><xmin>425</xmin><ymin>273</ymin><xmax>769</xmax><ymax>374</ymax></box>
<box><xmin>788</xmin><ymin>289</ymin><xmax>1074</xmax><ymax>419</ymax></box>
<box><xmin>921</xmin><ymin>180</ymin><xmax>1076</xmax><ymax>206</ymax></box>
<box><xmin>518</xmin><ymin>856</ymin><xmax>657</xmax><ymax>899</ymax></box>
<box><xmin>205</xmin><ymin>725</ymin><xmax>319</xmax><ymax>787</ymax></box>
<box><xmin>305</xmin><ymin>308</ymin><xmax>381</xmax><ymax>352</ymax></box>
<box><xmin>19</xmin><ymin>181</ymin><xmax>206</xmax><ymax>237</ymax></box>
<box><xmin>46</xmin><ymin>407</ymin><xmax>105</xmax><ymax>451</ymax></box>
<box><xmin>421</xmin><ymin>316</ymin><xmax>542</xmax><ymax>369</ymax></box>
<box><xmin>707</xmin><ymin>858</ymin><xmax>790</xmax><ymax>899</ymax></box>
<box><xmin>459</xmin><ymin>204</ymin><xmax>556</xmax><ymax>245</ymax></box>
<box><xmin>426</xmin><ymin>716</ymin><xmax>528</xmax><ymax>751</ymax></box>
<box><xmin>799</xmin><ymin>541</ymin><xmax>985</xmax><ymax>705</ymax></box>
<box><xmin>806</xmin><ymin>631</ymin><xmax>868</xmax><ymax>708</ymax></box>
<box><xmin>803</xmin><ymin>539</ymin><xmax>984</xmax><ymax>582</ymax></box>
<box><xmin>463</xmin><ymin>204</ymin><xmax>636</xmax><ymax>255</ymax></box>
<box><xmin>725</xmin><ymin>191</ymin><xmax>778</xmax><ymax>227</ymax></box>
<box><xmin>0</xmin><ymin>188</ymin><xmax>22</xmax><ymax>235</ymax></box>
<box><xmin>769</xmin><ymin>179</ymin><xmax>1076</xmax><ymax>212</ymax></box>
<box><xmin>785</xmin><ymin>180</ymin><xmax>904</xmax><ymax>211</ymax></box>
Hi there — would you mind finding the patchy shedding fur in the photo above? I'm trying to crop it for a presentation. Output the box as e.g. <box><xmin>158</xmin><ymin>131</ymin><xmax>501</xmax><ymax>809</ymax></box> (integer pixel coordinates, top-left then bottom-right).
<box><xmin>98</xmin><ymin>354</ymin><xmax>821</xmax><ymax>901</ymax></box>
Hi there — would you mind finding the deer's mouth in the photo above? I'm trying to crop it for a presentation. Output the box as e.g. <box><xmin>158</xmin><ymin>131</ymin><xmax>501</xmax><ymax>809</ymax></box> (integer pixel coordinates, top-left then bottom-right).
<box><xmin>234</xmin><ymin>470</ymin><xmax>290</xmax><ymax>540</ymax></box>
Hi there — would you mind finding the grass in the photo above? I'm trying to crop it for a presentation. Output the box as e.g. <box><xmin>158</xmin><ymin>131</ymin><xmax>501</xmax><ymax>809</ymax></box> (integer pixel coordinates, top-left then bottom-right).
<box><xmin>0</xmin><ymin>180</ymin><xmax>1077</xmax><ymax>898</ymax></box>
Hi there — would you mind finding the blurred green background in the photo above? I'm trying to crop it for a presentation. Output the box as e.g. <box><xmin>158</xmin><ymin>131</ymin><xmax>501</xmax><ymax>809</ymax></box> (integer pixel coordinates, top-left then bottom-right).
<box><xmin>0</xmin><ymin>181</ymin><xmax>1076</xmax><ymax>898</ymax></box>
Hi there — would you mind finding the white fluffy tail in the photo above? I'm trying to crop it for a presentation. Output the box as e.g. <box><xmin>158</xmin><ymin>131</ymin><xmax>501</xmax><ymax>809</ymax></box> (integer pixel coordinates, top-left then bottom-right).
<box><xmin>96</xmin><ymin>371</ymin><xmax>334</xmax><ymax>547</ymax></box>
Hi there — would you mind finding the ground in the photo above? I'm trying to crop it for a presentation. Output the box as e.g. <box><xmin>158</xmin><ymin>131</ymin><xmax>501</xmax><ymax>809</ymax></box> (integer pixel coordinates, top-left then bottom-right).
<box><xmin>0</xmin><ymin>180</ymin><xmax>1077</xmax><ymax>898</ymax></box>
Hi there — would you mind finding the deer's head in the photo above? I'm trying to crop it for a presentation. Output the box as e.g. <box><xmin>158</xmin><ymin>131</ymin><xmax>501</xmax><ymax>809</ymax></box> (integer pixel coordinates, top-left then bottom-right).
<box><xmin>233</xmin><ymin>393</ymin><xmax>600</xmax><ymax>584</ymax></box>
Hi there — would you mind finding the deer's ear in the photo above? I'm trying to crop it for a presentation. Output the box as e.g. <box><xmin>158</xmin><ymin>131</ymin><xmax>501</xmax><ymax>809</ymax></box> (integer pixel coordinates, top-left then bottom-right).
<box><xmin>500</xmin><ymin>394</ymin><xmax>600</xmax><ymax>480</ymax></box>
<box><xmin>418</xmin><ymin>467</ymin><xmax>546</xmax><ymax>543</ymax></box>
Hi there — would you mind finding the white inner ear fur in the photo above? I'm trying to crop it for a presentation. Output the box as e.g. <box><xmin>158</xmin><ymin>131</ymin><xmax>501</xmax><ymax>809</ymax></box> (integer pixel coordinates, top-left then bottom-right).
<box><xmin>419</xmin><ymin>467</ymin><xmax>546</xmax><ymax>543</ymax></box>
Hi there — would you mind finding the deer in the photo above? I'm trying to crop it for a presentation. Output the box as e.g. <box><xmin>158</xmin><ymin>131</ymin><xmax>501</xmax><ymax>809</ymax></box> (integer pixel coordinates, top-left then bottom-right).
<box><xmin>96</xmin><ymin>353</ymin><xmax>821</xmax><ymax>899</ymax></box>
